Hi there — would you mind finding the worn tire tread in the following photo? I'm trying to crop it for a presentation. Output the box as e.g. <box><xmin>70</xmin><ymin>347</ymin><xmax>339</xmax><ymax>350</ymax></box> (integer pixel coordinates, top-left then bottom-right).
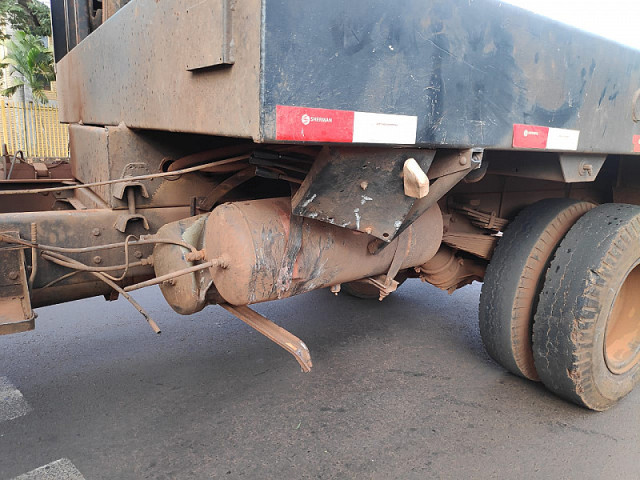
<box><xmin>533</xmin><ymin>203</ymin><xmax>640</xmax><ymax>410</ymax></box>
<box><xmin>480</xmin><ymin>198</ymin><xmax>595</xmax><ymax>380</ymax></box>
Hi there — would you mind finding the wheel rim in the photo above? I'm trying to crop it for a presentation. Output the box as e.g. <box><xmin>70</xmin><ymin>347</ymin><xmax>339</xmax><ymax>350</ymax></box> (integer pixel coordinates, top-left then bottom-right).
<box><xmin>605</xmin><ymin>263</ymin><xmax>640</xmax><ymax>375</ymax></box>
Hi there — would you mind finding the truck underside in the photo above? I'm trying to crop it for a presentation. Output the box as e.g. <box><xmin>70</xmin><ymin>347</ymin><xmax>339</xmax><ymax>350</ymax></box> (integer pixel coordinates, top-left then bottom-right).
<box><xmin>2</xmin><ymin>0</ymin><xmax>640</xmax><ymax>410</ymax></box>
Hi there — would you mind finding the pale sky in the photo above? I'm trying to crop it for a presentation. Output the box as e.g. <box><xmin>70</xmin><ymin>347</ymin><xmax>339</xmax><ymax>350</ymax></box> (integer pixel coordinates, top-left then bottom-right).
<box><xmin>503</xmin><ymin>0</ymin><xmax>640</xmax><ymax>50</ymax></box>
<box><xmin>35</xmin><ymin>0</ymin><xmax>640</xmax><ymax>50</ymax></box>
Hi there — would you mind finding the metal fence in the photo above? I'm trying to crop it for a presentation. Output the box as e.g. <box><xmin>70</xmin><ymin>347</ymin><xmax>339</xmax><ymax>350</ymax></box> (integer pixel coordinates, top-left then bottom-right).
<box><xmin>0</xmin><ymin>98</ymin><xmax>69</xmax><ymax>159</ymax></box>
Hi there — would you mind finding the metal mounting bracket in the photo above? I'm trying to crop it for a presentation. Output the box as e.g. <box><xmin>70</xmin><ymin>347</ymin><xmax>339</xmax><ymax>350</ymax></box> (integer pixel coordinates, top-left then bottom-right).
<box><xmin>369</xmin><ymin>149</ymin><xmax>475</xmax><ymax>254</ymax></box>
<box><xmin>114</xmin><ymin>184</ymin><xmax>150</xmax><ymax>233</ymax></box>
<box><xmin>221</xmin><ymin>304</ymin><xmax>312</xmax><ymax>372</ymax></box>
<box><xmin>0</xmin><ymin>231</ymin><xmax>35</xmax><ymax>335</ymax></box>
<box><xmin>558</xmin><ymin>154</ymin><xmax>606</xmax><ymax>182</ymax></box>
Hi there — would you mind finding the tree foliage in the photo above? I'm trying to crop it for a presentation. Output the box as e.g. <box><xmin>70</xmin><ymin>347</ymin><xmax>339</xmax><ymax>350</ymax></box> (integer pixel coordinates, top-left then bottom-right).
<box><xmin>0</xmin><ymin>0</ymin><xmax>51</xmax><ymax>40</ymax></box>
<box><xmin>1</xmin><ymin>30</ymin><xmax>55</xmax><ymax>103</ymax></box>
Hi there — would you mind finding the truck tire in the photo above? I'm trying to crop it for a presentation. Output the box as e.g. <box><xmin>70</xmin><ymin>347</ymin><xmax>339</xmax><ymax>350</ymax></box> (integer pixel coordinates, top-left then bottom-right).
<box><xmin>479</xmin><ymin>198</ymin><xmax>595</xmax><ymax>381</ymax></box>
<box><xmin>533</xmin><ymin>204</ymin><xmax>640</xmax><ymax>410</ymax></box>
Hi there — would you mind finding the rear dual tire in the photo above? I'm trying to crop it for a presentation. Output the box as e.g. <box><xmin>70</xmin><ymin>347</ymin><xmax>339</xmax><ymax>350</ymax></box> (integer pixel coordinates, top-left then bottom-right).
<box><xmin>533</xmin><ymin>203</ymin><xmax>640</xmax><ymax>410</ymax></box>
<box><xmin>479</xmin><ymin>198</ymin><xmax>595</xmax><ymax>381</ymax></box>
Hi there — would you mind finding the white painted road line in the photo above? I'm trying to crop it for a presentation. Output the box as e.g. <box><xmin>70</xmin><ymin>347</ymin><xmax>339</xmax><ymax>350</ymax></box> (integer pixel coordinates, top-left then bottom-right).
<box><xmin>13</xmin><ymin>459</ymin><xmax>85</xmax><ymax>480</ymax></box>
<box><xmin>0</xmin><ymin>376</ymin><xmax>32</xmax><ymax>422</ymax></box>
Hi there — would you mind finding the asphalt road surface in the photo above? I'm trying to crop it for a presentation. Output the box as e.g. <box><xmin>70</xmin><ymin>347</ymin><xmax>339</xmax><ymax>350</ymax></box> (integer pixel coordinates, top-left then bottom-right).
<box><xmin>1</xmin><ymin>280</ymin><xmax>638</xmax><ymax>479</ymax></box>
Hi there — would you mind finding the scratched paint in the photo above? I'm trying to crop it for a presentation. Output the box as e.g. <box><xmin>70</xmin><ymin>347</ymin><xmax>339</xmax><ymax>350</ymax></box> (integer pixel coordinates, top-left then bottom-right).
<box><xmin>300</xmin><ymin>194</ymin><xmax>317</xmax><ymax>208</ymax></box>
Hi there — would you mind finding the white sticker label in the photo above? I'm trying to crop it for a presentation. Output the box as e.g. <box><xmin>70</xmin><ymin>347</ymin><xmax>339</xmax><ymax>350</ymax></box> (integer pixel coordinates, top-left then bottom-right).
<box><xmin>352</xmin><ymin>112</ymin><xmax>418</xmax><ymax>145</ymax></box>
<box><xmin>546</xmin><ymin>127</ymin><xmax>580</xmax><ymax>151</ymax></box>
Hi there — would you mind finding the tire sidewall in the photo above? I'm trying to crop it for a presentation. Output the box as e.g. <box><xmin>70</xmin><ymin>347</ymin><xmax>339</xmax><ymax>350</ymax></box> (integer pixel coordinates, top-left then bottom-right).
<box><xmin>480</xmin><ymin>199</ymin><xmax>594</xmax><ymax>380</ymax></box>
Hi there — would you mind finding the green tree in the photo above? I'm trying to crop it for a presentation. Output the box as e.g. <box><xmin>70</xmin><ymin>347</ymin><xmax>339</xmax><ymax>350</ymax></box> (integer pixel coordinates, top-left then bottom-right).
<box><xmin>1</xmin><ymin>30</ymin><xmax>55</xmax><ymax>104</ymax></box>
<box><xmin>1</xmin><ymin>30</ymin><xmax>55</xmax><ymax>152</ymax></box>
<box><xmin>0</xmin><ymin>0</ymin><xmax>51</xmax><ymax>40</ymax></box>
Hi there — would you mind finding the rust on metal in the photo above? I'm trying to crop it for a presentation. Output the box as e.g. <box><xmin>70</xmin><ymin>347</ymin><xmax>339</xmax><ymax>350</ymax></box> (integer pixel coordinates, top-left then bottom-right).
<box><xmin>0</xmin><ymin>158</ymin><xmax>229</xmax><ymax>197</ymax></box>
<box><xmin>292</xmin><ymin>147</ymin><xmax>436</xmax><ymax>242</ymax></box>
<box><xmin>28</xmin><ymin>223</ymin><xmax>38</xmax><ymax>289</ymax></box>
<box><xmin>419</xmin><ymin>246</ymin><xmax>485</xmax><ymax>293</ymax></box>
<box><xmin>185</xmin><ymin>250</ymin><xmax>207</xmax><ymax>262</ymax></box>
<box><xmin>204</xmin><ymin>197</ymin><xmax>443</xmax><ymax>306</ymax></box>
<box><xmin>123</xmin><ymin>260</ymin><xmax>221</xmax><ymax>293</ymax></box>
<box><xmin>441</xmin><ymin>232</ymin><xmax>497</xmax><ymax>260</ymax></box>
<box><xmin>0</xmin><ymin>231</ymin><xmax>35</xmax><ymax>335</ymax></box>
<box><xmin>396</xmin><ymin>150</ymin><xmax>474</xmax><ymax>237</ymax></box>
<box><xmin>426</xmin><ymin>149</ymin><xmax>475</xmax><ymax>179</ymax></box>
<box><xmin>166</xmin><ymin>145</ymin><xmax>253</xmax><ymax>172</ymax></box>
<box><xmin>152</xmin><ymin>215</ymin><xmax>225</xmax><ymax>315</ymax></box>
<box><xmin>42</xmin><ymin>251</ymin><xmax>161</xmax><ymax>334</ymax></box>
<box><xmin>453</xmin><ymin>206</ymin><xmax>508</xmax><ymax>232</ymax></box>
<box><xmin>221</xmin><ymin>304</ymin><xmax>312</xmax><ymax>372</ymax></box>
<box><xmin>363</xmin><ymin>275</ymin><xmax>400</xmax><ymax>301</ymax></box>
<box><xmin>1</xmin><ymin>157</ymin><xmax>72</xmax><ymax>181</ymax></box>
<box><xmin>102</xmin><ymin>0</ymin><xmax>131</xmax><ymax>22</ymax></box>
<box><xmin>97</xmin><ymin>271</ymin><xmax>161</xmax><ymax>334</ymax></box>
<box><xmin>56</xmin><ymin>0</ymin><xmax>263</xmax><ymax>139</ymax></box>
<box><xmin>0</xmin><ymin>207</ymin><xmax>190</xmax><ymax>309</ymax></box>
<box><xmin>198</xmin><ymin>167</ymin><xmax>256</xmax><ymax>211</ymax></box>
<box><xmin>440</xmin><ymin>210</ymin><xmax>503</xmax><ymax>260</ymax></box>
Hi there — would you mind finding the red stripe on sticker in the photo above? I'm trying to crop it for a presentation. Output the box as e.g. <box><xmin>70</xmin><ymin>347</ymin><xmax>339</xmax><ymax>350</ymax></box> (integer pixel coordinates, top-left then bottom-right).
<box><xmin>512</xmin><ymin>124</ymin><xmax>549</xmax><ymax>149</ymax></box>
<box><xmin>634</xmin><ymin>135</ymin><xmax>640</xmax><ymax>153</ymax></box>
<box><xmin>276</xmin><ymin>105</ymin><xmax>354</xmax><ymax>142</ymax></box>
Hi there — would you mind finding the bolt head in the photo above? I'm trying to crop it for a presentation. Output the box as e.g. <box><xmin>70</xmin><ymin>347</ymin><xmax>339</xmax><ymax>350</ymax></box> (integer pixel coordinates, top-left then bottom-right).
<box><xmin>8</xmin><ymin>271</ymin><xmax>18</xmax><ymax>280</ymax></box>
<box><xmin>459</xmin><ymin>156</ymin><xmax>468</xmax><ymax>166</ymax></box>
<box><xmin>134</xmin><ymin>250</ymin><xmax>143</xmax><ymax>259</ymax></box>
<box><xmin>93</xmin><ymin>256</ymin><xmax>103</xmax><ymax>264</ymax></box>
